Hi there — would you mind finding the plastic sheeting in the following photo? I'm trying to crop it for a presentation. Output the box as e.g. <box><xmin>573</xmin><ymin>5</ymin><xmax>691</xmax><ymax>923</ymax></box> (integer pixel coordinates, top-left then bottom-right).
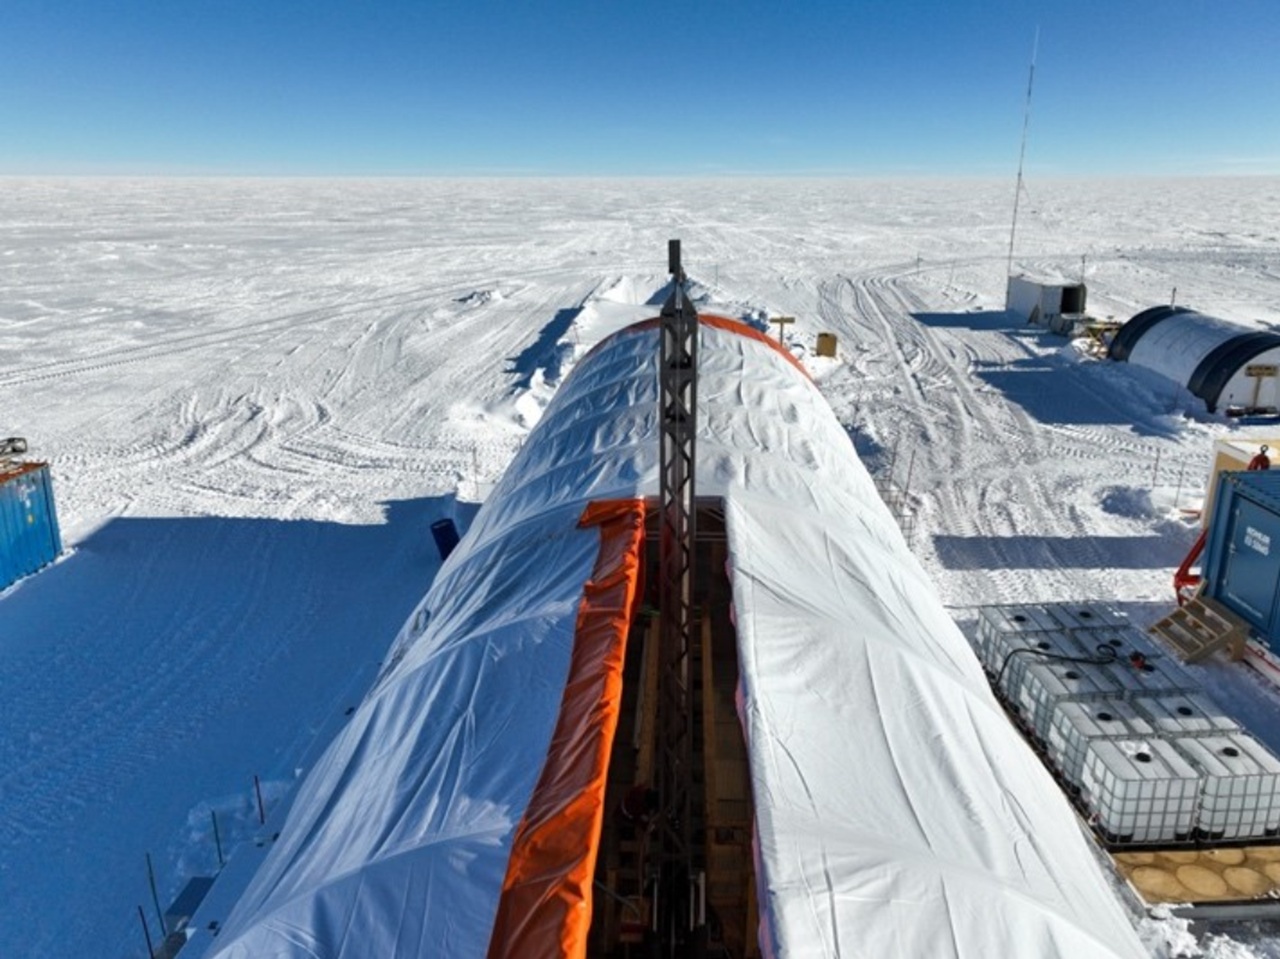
<box><xmin>206</xmin><ymin>502</ymin><xmax>605</xmax><ymax>958</ymax></box>
<box><xmin>728</xmin><ymin>492</ymin><xmax>1145</xmax><ymax>957</ymax></box>
<box><xmin>1125</xmin><ymin>308</ymin><xmax>1243</xmax><ymax>384</ymax></box>
<box><xmin>207</xmin><ymin>317</ymin><xmax>1146</xmax><ymax>958</ymax></box>
<box><xmin>1112</xmin><ymin>307</ymin><xmax>1280</xmax><ymax>411</ymax></box>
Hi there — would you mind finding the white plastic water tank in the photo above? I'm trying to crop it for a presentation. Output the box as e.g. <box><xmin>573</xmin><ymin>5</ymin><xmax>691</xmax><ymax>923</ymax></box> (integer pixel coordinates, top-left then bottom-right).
<box><xmin>974</xmin><ymin>603</ymin><xmax>1067</xmax><ymax>670</ymax></box>
<box><xmin>1062</xmin><ymin>625</ymin><xmax>1130</xmax><ymax>664</ymax></box>
<box><xmin>994</xmin><ymin>630</ymin><xmax>1089</xmax><ymax>712</ymax></box>
<box><xmin>1046</xmin><ymin>698</ymin><xmax>1155</xmax><ymax>788</ymax></box>
<box><xmin>1080</xmin><ymin>739</ymin><xmax>1200</xmax><ymax>843</ymax></box>
<box><xmin>1176</xmin><ymin>734</ymin><xmax>1280</xmax><ymax>840</ymax></box>
<box><xmin>1017</xmin><ymin>659</ymin><xmax>1128</xmax><ymax>741</ymax></box>
<box><xmin>1103</xmin><ymin>653</ymin><xmax>1198</xmax><ymax>700</ymax></box>
<box><xmin>1134</xmin><ymin>694</ymin><xmax>1240</xmax><ymax>739</ymax></box>
<box><xmin>1046</xmin><ymin>603</ymin><xmax>1132</xmax><ymax>631</ymax></box>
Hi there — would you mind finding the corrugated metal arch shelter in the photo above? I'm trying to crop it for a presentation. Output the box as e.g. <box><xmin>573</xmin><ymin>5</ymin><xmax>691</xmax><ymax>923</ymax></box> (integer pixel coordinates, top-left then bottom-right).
<box><xmin>1109</xmin><ymin>306</ymin><xmax>1280</xmax><ymax>413</ymax></box>
<box><xmin>206</xmin><ymin>316</ymin><xmax>1146</xmax><ymax>959</ymax></box>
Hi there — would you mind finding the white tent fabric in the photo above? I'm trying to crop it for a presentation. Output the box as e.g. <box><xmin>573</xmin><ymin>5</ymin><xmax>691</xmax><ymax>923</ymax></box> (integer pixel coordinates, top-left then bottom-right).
<box><xmin>1113</xmin><ymin>307</ymin><xmax>1280</xmax><ymax>412</ymax></box>
<box><xmin>728</xmin><ymin>493</ymin><xmax>1144</xmax><ymax>957</ymax></box>
<box><xmin>207</xmin><ymin>318</ymin><xmax>1146</xmax><ymax>958</ymax></box>
<box><xmin>1127</xmin><ymin>309</ymin><xmax>1243</xmax><ymax>387</ymax></box>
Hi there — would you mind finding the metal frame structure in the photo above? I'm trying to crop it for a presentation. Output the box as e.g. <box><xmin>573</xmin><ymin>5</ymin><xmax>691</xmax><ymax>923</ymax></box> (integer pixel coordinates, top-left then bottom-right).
<box><xmin>655</xmin><ymin>239</ymin><xmax>706</xmax><ymax>951</ymax></box>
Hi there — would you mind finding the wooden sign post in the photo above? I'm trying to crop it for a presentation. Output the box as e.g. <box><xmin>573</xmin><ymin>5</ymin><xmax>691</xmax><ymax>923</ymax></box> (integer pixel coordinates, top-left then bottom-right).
<box><xmin>1246</xmin><ymin>364</ymin><xmax>1278</xmax><ymax>409</ymax></box>
<box><xmin>770</xmin><ymin>316</ymin><xmax>795</xmax><ymax>344</ymax></box>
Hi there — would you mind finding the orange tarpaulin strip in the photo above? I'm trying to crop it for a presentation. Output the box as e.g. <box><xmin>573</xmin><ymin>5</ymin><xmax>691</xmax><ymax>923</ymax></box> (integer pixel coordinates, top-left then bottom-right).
<box><xmin>582</xmin><ymin>313</ymin><xmax>813</xmax><ymax>381</ymax></box>
<box><xmin>698</xmin><ymin>313</ymin><xmax>813</xmax><ymax>381</ymax></box>
<box><xmin>486</xmin><ymin>498</ymin><xmax>647</xmax><ymax>959</ymax></box>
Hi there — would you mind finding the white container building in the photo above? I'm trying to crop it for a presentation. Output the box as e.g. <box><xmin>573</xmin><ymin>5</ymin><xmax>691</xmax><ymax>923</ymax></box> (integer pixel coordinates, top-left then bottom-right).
<box><xmin>1006</xmin><ymin>275</ymin><xmax>1088</xmax><ymax>334</ymax></box>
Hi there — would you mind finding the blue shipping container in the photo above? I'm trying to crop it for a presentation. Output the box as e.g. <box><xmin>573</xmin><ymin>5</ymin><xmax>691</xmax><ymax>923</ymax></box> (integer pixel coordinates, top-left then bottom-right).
<box><xmin>0</xmin><ymin>462</ymin><xmax>62</xmax><ymax>592</ymax></box>
<box><xmin>1203</xmin><ymin>469</ymin><xmax>1280</xmax><ymax>643</ymax></box>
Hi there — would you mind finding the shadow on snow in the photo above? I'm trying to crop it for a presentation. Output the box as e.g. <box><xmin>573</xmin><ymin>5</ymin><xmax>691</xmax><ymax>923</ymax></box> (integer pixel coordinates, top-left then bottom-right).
<box><xmin>912</xmin><ymin>311</ymin><xmax>1182</xmax><ymax>438</ymax></box>
<box><xmin>912</xmin><ymin>310</ymin><xmax>1026</xmax><ymax>332</ymax></box>
<box><xmin>932</xmin><ymin>533</ymin><xmax>1178</xmax><ymax>571</ymax></box>
<box><xmin>0</xmin><ymin>494</ymin><xmax>476</xmax><ymax>957</ymax></box>
<box><xmin>507</xmin><ymin>307</ymin><xmax>582</xmax><ymax>389</ymax></box>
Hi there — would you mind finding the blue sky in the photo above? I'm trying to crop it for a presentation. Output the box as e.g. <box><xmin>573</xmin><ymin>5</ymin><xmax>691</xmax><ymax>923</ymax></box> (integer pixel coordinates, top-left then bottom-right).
<box><xmin>2</xmin><ymin>0</ymin><xmax>1277</xmax><ymax>176</ymax></box>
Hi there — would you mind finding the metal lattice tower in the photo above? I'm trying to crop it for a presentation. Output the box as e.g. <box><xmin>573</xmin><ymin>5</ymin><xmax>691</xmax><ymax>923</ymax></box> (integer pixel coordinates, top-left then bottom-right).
<box><xmin>655</xmin><ymin>239</ymin><xmax>704</xmax><ymax>947</ymax></box>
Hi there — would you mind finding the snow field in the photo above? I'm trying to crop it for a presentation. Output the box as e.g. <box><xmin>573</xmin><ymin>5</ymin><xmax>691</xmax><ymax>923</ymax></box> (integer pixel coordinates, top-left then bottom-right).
<box><xmin>1</xmin><ymin>175</ymin><xmax>1279</xmax><ymax>956</ymax></box>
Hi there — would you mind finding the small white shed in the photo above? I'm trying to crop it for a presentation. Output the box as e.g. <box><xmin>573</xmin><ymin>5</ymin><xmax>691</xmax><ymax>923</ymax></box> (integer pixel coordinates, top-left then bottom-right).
<box><xmin>1007</xmin><ymin>274</ymin><xmax>1088</xmax><ymax>333</ymax></box>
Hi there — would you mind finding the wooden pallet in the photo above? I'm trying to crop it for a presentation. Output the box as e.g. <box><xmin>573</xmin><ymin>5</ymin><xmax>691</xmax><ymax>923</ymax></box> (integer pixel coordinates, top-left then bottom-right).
<box><xmin>1148</xmin><ymin>594</ymin><xmax>1249</xmax><ymax>664</ymax></box>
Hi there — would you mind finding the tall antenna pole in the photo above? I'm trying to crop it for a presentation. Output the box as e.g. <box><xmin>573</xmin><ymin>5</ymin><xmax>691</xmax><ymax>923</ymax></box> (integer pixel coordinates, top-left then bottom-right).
<box><xmin>656</xmin><ymin>239</ymin><xmax>703</xmax><ymax>949</ymax></box>
<box><xmin>1006</xmin><ymin>27</ymin><xmax>1040</xmax><ymax>281</ymax></box>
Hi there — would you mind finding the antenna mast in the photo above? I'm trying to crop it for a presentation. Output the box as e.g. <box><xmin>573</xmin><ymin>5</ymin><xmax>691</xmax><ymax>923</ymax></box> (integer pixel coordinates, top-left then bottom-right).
<box><xmin>655</xmin><ymin>239</ymin><xmax>705</xmax><ymax>950</ymax></box>
<box><xmin>1006</xmin><ymin>28</ymin><xmax>1040</xmax><ymax>281</ymax></box>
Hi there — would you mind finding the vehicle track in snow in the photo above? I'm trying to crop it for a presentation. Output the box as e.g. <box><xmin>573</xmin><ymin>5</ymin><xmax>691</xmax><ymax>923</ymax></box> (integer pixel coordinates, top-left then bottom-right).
<box><xmin>17</xmin><ymin>262</ymin><xmax>614</xmax><ymax>525</ymax></box>
<box><xmin>815</xmin><ymin>262</ymin><xmax>1204</xmax><ymax>607</ymax></box>
<box><xmin>2</xmin><ymin>178</ymin><xmax>1274</xmax><ymax>958</ymax></box>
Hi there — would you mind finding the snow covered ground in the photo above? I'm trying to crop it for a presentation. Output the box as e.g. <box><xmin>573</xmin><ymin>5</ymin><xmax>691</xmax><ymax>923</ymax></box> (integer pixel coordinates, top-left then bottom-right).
<box><xmin>2</xmin><ymin>175</ymin><xmax>1280</xmax><ymax>957</ymax></box>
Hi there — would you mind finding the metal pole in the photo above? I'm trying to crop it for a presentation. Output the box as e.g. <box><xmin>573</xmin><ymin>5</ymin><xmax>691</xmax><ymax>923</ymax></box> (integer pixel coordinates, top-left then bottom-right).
<box><xmin>657</xmin><ymin>238</ymin><xmax>701</xmax><ymax>948</ymax></box>
<box><xmin>138</xmin><ymin>904</ymin><xmax>156</xmax><ymax>958</ymax></box>
<box><xmin>1006</xmin><ymin>28</ymin><xmax>1040</xmax><ymax>281</ymax></box>
<box><xmin>212</xmin><ymin>809</ymin><xmax>225</xmax><ymax>868</ymax></box>
<box><xmin>146</xmin><ymin>852</ymin><xmax>165</xmax><ymax>937</ymax></box>
<box><xmin>254</xmin><ymin>774</ymin><xmax>266</xmax><ymax>825</ymax></box>
<box><xmin>1152</xmin><ymin>449</ymin><xmax>1161</xmax><ymax>489</ymax></box>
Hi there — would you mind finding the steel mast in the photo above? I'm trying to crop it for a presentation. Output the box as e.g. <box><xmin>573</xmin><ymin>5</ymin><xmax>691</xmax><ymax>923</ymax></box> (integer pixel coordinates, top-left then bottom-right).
<box><xmin>655</xmin><ymin>239</ymin><xmax>705</xmax><ymax>953</ymax></box>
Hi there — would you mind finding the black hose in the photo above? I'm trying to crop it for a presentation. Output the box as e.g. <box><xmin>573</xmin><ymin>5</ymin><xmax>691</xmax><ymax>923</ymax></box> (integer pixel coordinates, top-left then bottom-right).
<box><xmin>993</xmin><ymin>641</ymin><xmax>1120</xmax><ymax>690</ymax></box>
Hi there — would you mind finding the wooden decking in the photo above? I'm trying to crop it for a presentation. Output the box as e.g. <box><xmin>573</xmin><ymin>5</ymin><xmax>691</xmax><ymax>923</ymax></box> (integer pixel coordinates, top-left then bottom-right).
<box><xmin>1115</xmin><ymin>845</ymin><xmax>1280</xmax><ymax>904</ymax></box>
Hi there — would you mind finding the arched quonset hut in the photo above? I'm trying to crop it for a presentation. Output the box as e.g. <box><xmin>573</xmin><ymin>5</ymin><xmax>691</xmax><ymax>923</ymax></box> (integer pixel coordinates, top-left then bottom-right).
<box><xmin>1110</xmin><ymin>305</ymin><xmax>1280</xmax><ymax>413</ymax></box>
<box><xmin>206</xmin><ymin>316</ymin><xmax>1146</xmax><ymax>959</ymax></box>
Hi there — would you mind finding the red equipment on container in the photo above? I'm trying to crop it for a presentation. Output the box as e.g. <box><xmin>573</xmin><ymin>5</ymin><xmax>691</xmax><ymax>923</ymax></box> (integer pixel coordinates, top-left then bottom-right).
<box><xmin>1175</xmin><ymin>445</ymin><xmax>1271</xmax><ymax>605</ymax></box>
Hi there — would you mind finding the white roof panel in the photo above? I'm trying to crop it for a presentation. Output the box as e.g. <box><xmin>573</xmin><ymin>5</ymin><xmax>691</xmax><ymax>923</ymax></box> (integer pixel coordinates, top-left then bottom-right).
<box><xmin>1128</xmin><ymin>311</ymin><xmax>1245</xmax><ymax>385</ymax></box>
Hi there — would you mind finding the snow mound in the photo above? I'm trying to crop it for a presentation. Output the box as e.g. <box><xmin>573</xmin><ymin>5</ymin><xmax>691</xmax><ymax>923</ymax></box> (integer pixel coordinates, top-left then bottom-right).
<box><xmin>1138</xmin><ymin>905</ymin><xmax>1201</xmax><ymax>958</ymax></box>
<box><xmin>1101</xmin><ymin>485</ymin><xmax>1157</xmax><ymax>520</ymax></box>
<box><xmin>455</xmin><ymin>288</ymin><xmax>505</xmax><ymax>307</ymax></box>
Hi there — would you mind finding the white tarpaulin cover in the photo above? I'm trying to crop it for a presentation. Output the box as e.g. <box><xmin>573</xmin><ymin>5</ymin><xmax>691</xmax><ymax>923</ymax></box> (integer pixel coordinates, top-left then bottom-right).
<box><xmin>1128</xmin><ymin>309</ymin><xmax>1244</xmax><ymax>386</ymax></box>
<box><xmin>207</xmin><ymin>317</ymin><xmax>1146</xmax><ymax>958</ymax></box>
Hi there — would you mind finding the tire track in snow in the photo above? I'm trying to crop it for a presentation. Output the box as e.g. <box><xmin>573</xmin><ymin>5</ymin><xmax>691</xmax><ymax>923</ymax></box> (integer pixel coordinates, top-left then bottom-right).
<box><xmin>22</xmin><ymin>269</ymin><xmax>618</xmax><ymax>522</ymax></box>
<box><xmin>819</xmin><ymin>263</ymin><xmax>1173</xmax><ymax>606</ymax></box>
